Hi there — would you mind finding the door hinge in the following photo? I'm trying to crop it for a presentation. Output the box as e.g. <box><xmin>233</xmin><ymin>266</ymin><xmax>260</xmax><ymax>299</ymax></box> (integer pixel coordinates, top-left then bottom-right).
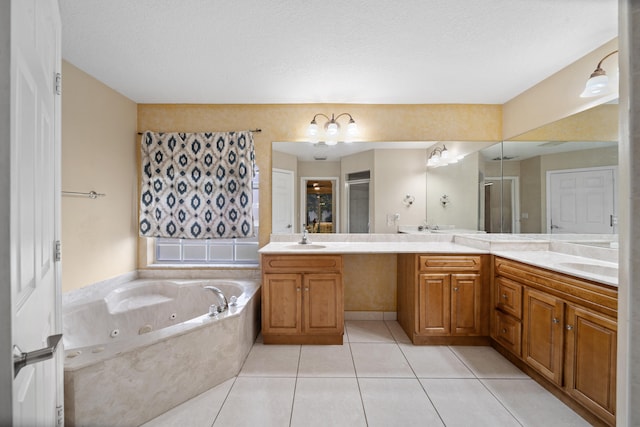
<box><xmin>55</xmin><ymin>72</ymin><xmax>62</xmax><ymax>95</ymax></box>
<box><xmin>54</xmin><ymin>240</ymin><xmax>61</xmax><ymax>262</ymax></box>
<box><xmin>56</xmin><ymin>405</ymin><xmax>64</xmax><ymax>426</ymax></box>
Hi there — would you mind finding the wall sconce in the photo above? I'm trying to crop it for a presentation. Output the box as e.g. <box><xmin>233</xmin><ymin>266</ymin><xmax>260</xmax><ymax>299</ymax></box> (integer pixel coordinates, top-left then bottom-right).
<box><xmin>440</xmin><ymin>194</ymin><xmax>450</xmax><ymax>207</ymax></box>
<box><xmin>427</xmin><ymin>144</ymin><xmax>464</xmax><ymax>167</ymax></box>
<box><xmin>402</xmin><ymin>194</ymin><xmax>415</xmax><ymax>206</ymax></box>
<box><xmin>580</xmin><ymin>50</ymin><xmax>618</xmax><ymax>98</ymax></box>
<box><xmin>307</xmin><ymin>113</ymin><xmax>358</xmax><ymax>145</ymax></box>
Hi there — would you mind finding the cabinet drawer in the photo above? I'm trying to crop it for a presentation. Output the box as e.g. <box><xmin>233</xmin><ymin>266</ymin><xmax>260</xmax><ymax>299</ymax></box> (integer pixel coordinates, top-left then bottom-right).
<box><xmin>262</xmin><ymin>255</ymin><xmax>342</xmax><ymax>273</ymax></box>
<box><xmin>418</xmin><ymin>255</ymin><xmax>482</xmax><ymax>272</ymax></box>
<box><xmin>493</xmin><ymin>310</ymin><xmax>522</xmax><ymax>357</ymax></box>
<box><xmin>495</xmin><ymin>277</ymin><xmax>522</xmax><ymax>319</ymax></box>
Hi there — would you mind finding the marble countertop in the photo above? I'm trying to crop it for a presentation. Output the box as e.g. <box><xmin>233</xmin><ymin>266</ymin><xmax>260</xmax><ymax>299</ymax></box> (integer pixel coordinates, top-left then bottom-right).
<box><xmin>492</xmin><ymin>250</ymin><xmax>618</xmax><ymax>287</ymax></box>
<box><xmin>260</xmin><ymin>233</ymin><xmax>618</xmax><ymax>287</ymax></box>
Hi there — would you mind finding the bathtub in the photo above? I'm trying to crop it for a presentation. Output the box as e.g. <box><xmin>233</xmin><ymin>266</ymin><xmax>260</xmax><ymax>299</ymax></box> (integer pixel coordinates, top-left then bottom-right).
<box><xmin>62</xmin><ymin>274</ymin><xmax>260</xmax><ymax>427</ymax></box>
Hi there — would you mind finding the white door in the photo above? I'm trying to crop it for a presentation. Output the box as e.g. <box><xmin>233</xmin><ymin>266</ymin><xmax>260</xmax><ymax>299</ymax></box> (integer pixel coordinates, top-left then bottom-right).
<box><xmin>272</xmin><ymin>169</ymin><xmax>294</xmax><ymax>233</ymax></box>
<box><xmin>11</xmin><ymin>0</ymin><xmax>62</xmax><ymax>425</ymax></box>
<box><xmin>548</xmin><ymin>168</ymin><xmax>616</xmax><ymax>234</ymax></box>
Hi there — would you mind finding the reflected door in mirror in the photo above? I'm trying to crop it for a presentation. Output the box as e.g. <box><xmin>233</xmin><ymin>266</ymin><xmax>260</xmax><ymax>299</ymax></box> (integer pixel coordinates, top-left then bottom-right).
<box><xmin>305</xmin><ymin>179</ymin><xmax>336</xmax><ymax>233</ymax></box>
<box><xmin>272</xmin><ymin>169</ymin><xmax>294</xmax><ymax>234</ymax></box>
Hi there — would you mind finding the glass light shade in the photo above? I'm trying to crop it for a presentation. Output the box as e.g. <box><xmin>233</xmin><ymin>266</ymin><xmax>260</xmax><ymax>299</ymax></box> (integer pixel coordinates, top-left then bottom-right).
<box><xmin>326</xmin><ymin>122</ymin><xmax>339</xmax><ymax>136</ymax></box>
<box><xmin>441</xmin><ymin>146</ymin><xmax>449</xmax><ymax>159</ymax></box>
<box><xmin>325</xmin><ymin>139</ymin><xmax>338</xmax><ymax>146</ymax></box>
<box><xmin>580</xmin><ymin>74</ymin><xmax>610</xmax><ymax>98</ymax></box>
<box><xmin>307</xmin><ymin>122</ymin><xmax>319</xmax><ymax>136</ymax></box>
<box><xmin>346</xmin><ymin>121</ymin><xmax>358</xmax><ymax>136</ymax></box>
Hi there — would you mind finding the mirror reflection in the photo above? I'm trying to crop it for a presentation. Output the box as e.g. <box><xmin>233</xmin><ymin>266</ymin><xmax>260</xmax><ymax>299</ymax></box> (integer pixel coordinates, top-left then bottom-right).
<box><xmin>485</xmin><ymin>102</ymin><xmax>618</xmax><ymax>234</ymax></box>
<box><xmin>272</xmin><ymin>103</ymin><xmax>618</xmax><ymax>235</ymax></box>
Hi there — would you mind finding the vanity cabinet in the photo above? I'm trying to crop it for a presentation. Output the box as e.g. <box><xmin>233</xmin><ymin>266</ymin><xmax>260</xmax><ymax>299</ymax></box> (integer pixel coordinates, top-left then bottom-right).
<box><xmin>398</xmin><ymin>254</ymin><xmax>490</xmax><ymax>345</ymax></box>
<box><xmin>492</xmin><ymin>257</ymin><xmax>617</xmax><ymax>426</ymax></box>
<box><xmin>261</xmin><ymin>254</ymin><xmax>343</xmax><ymax>345</ymax></box>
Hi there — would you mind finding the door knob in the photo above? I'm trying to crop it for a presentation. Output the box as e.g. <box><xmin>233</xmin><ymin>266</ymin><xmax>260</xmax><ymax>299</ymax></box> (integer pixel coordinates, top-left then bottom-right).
<box><xmin>13</xmin><ymin>334</ymin><xmax>62</xmax><ymax>378</ymax></box>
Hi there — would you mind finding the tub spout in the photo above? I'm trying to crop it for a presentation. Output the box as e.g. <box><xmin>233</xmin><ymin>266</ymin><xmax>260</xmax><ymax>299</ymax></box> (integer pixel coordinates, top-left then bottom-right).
<box><xmin>203</xmin><ymin>286</ymin><xmax>229</xmax><ymax>313</ymax></box>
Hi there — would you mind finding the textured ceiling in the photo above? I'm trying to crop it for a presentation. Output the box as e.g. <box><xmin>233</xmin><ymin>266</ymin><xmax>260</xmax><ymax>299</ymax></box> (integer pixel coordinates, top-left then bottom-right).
<box><xmin>59</xmin><ymin>0</ymin><xmax>618</xmax><ymax>104</ymax></box>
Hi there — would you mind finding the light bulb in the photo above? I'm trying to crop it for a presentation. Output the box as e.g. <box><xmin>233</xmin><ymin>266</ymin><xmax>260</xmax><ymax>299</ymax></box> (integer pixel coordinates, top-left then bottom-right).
<box><xmin>346</xmin><ymin>120</ymin><xmax>358</xmax><ymax>136</ymax></box>
<box><xmin>326</xmin><ymin>122</ymin><xmax>339</xmax><ymax>136</ymax></box>
<box><xmin>307</xmin><ymin>122</ymin><xmax>319</xmax><ymax>136</ymax></box>
<box><xmin>580</xmin><ymin>74</ymin><xmax>610</xmax><ymax>97</ymax></box>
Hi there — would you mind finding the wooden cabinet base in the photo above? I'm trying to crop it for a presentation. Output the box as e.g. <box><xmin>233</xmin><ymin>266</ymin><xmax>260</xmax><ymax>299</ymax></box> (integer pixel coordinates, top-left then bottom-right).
<box><xmin>263</xmin><ymin>334</ymin><xmax>343</xmax><ymax>345</ymax></box>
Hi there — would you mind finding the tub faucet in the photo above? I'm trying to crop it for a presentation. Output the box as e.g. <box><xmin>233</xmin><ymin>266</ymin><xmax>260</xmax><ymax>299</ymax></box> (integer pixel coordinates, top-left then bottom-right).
<box><xmin>204</xmin><ymin>286</ymin><xmax>228</xmax><ymax>313</ymax></box>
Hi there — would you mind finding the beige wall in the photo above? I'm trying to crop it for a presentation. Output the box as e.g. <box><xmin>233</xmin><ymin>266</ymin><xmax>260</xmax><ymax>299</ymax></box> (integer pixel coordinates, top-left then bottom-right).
<box><xmin>426</xmin><ymin>152</ymin><xmax>480</xmax><ymax>229</ymax></box>
<box><xmin>61</xmin><ymin>61</ymin><xmax>138</xmax><ymax>292</ymax></box>
<box><xmin>373</xmin><ymin>149</ymin><xmax>428</xmax><ymax>232</ymax></box>
<box><xmin>503</xmin><ymin>38</ymin><xmax>618</xmax><ymax>139</ymax></box>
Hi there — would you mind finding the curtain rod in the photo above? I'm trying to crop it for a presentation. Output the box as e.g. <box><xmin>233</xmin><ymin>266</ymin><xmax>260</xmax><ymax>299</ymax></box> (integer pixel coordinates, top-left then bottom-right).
<box><xmin>137</xmin><ymin>129</ymin><xmax>262</xmax><ymax>135</ymax></box>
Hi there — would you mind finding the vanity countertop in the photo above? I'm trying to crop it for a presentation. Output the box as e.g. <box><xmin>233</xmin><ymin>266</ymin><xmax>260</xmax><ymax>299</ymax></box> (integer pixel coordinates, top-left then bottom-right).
<box><xmin>492</xmin><ymin>250</ymin><xmax>618</xmax><ymax>287</ymax></box>
<box><xmin>260</xmin><ymin>233</ymin><xmax>618</xmax><ymax>287</ymax></box>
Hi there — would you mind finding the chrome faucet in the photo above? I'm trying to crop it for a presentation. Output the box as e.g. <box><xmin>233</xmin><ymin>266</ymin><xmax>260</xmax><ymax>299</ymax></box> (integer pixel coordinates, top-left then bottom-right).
<box><xmin>299</xmin><ymin>225</ymin><xmax>311</xmax><ymax>244</ymax></box>
<box><xmin>204</xmin><ymin>286</ymin><xmax>229</xmax><ymax>313</ymax></box>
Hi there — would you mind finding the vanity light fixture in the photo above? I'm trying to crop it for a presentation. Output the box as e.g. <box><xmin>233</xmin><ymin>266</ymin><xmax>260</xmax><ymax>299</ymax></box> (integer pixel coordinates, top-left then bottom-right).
<box><xmin>307</xmin><ymin>113</ymin><xmax>358</xmax><ymax>145</ymax></box>
<box><xmin>580</xmin><ymin>50</ymin><xmax>618</xmax><ymax>98</ymax></box>
<box><xmin>427</xmin><ymin>144</ymin><xmax>449</xmax><ymax>167</ymax></box>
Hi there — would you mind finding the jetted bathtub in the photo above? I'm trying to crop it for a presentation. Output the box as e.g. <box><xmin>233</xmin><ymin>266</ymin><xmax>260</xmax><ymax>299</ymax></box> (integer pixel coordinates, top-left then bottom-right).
<box><xmin>62</xmin><ymin>275</ymin><xmax>260</xmax><ymax>427</ymax></box>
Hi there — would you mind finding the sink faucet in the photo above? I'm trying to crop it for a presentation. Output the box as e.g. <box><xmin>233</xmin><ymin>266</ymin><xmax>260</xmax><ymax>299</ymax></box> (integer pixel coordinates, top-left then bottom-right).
<box><xmin>204</xmin><ymin>286</ymin><xmax>228</xmax><ymax>313</ymax></box>
<box><xmin>299</xmin><ymin>225</ymin><xmax>311</xmax><ymax>245</ymax></box>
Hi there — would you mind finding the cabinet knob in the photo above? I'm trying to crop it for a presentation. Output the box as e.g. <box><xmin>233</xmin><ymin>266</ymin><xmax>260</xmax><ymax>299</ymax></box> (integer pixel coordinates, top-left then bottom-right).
<box><xmin>501</xmin><ymin>328</ymin><xmax>507</xmax><ymax>334</ymax></box>
<box><xmin>552</xmin><ymin>318</ymin><xmax>560</xmax><ymax>324</ymax></box>
<box><xmin>304</xmin><ymin>288</ymin><xmax>309</xmax><ymax>291</ymax></box>
<box><xmin>296</xmin><ymin>288</ymin><xmax>301</xmax><ymax>292</ymax></box>
<box><xmin>566</xmin><ymin>324</ymin><xmax>574</xmax><ymax>331</ymax></box>
<box><xmin>502</xmin><ymin>294</ymin><xmax>508</xmax><ymax>300</ymax></box>
<box><xmin>453</xmin><ymin>287</ymin><xmax>459</xmax><ymax>292</ymax></box>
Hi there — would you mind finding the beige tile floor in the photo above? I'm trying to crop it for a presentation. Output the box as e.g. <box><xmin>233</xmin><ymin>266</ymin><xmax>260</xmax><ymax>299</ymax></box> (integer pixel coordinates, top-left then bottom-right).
<box><xmin>143</xmin><ymin>321</ymin><xmax>590</xmax><ymax>427</ymax></box>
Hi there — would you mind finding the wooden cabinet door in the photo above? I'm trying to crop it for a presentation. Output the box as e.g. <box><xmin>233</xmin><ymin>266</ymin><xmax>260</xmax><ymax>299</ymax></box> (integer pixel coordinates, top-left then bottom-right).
<box><xmin>262</xmin><ymin>273</ymin><xmax>302</xmax><ymax>335</ymax></box>
<box><xmin>451</xmin><ymin>273</ymin><xmax>481</xmax><ymax>335</ymax></box>
<box><xmin>303</xmin><ymin>273</ymin><xmax>344</xmax><ymax>334</ymax></box>
<box><xmin>565</xmin><ymin>305</ymin><xmax>616</xmax><ymax>425</ymax></box>
<box><xmin>417</xmin><ymin>273</ymin><xmax>451</xmax><ymax>335</ymax></box>
<box><xmin>523</xmin><ymin>288</ymin><xmax>564</xmax><ymax>385</ymax></box>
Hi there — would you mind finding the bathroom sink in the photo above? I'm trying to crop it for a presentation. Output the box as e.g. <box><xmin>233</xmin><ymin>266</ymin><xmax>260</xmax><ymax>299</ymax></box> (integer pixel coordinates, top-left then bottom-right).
<box><xmin>558</xmin><ymin>262</ymin><xmax>618</xmax><ymax>278</ymax></box>
<box><xmin>285</xmin><ymin>244</ymin><xmax>327</xmax><ymax>250</ymax></box>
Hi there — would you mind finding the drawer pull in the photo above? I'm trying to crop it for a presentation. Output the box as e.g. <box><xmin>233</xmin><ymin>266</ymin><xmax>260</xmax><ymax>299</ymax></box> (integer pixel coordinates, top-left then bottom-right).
<box><xmin>566</xmin><ymin>324</ymin><xmax>574</xmax><ymax>331</ymax></box>
<box><xmin>502</xmin><ymin>294</ymin><xmax>508</xmax><ymax>300</ymax></box>
<box><xmin>453</xmin><ymin>287</ymin><xmax>459</xmax><ymax>292</ymax></box>
<box><xmin>552</xmin><ymin>318</ymin><xmax>560</xmax><ymax>324</ymax></box>
<box><xmin>501</xmin><ymin>328</ymin><xmax>507</xmax><ymax>334</ymax></box>
<box><xmin>305</xmin><ymin>288</ymin><xmax>309</xmax><ymax>291</ymax></box>
<box><xmin>296</xmin><ymin>288</ymin><xmax>301</xmax><ymax>292</ymax></box>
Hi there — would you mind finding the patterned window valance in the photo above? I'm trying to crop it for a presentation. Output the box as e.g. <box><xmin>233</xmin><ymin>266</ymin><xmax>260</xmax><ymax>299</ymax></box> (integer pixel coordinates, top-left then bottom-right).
<box><xmin>139</xmin><ymin>130</ymin><xmax>255</xmax><ymax>239</ymax></box>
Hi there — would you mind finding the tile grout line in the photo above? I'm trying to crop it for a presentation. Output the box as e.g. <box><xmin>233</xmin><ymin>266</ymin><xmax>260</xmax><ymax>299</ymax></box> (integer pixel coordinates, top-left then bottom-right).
<box><xmin>476</xmin><ymin>378</ymin><xmax>526</xmax><ymax>427</ymax></box>
<box><xmin>288</xmin><ymin>345</ymin><xmax>303</xmax><ymax>427</ymax></box>
<box><xmin>209</xmin><ymin>376</ymin><xmax>238</xmax><ymax>427</ymax></box>
<box><xmin>389</xmin><ymin>321</ymin><xmax>448</xmax><ymax>427</ymax></box>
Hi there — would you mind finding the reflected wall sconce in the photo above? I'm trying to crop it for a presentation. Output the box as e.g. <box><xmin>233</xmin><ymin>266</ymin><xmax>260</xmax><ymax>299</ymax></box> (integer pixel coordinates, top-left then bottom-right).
<box><xmin>402</xmin><ymin>194</ymin><xmax>415</xmax><ymax>207</ymax></box>
<box><xmin>427</xmin><ymin>144</ymin><xmax>464</xmax><ymax>167</ymax></box>
<box><xmin>580</xmin><ymin>50</ymin><xmax>618</xmax><ymax>98</ymax></box>
<box><xmin>307</xmin><ymin>113</ymin><xmax>358</xmax><ymax>145</ymax></box>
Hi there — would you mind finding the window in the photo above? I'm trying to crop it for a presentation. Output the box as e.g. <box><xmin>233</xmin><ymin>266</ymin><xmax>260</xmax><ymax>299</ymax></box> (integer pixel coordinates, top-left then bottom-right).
<box><xmin>155</xmin><ymin>170</ymin><xmax>259</xmax><ymax>265</ymax></box>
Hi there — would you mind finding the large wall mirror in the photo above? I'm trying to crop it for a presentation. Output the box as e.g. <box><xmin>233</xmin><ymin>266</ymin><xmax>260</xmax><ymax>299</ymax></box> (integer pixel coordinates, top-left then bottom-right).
<box><xmin>271</xmin><ymin>103</ymin><xmax>617</xmax><ymax>236</ymax></box>
<box><xmin>482</xmin><ymin>102</ymin><xmax>618</xmax><ymax>235</ymax></box>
